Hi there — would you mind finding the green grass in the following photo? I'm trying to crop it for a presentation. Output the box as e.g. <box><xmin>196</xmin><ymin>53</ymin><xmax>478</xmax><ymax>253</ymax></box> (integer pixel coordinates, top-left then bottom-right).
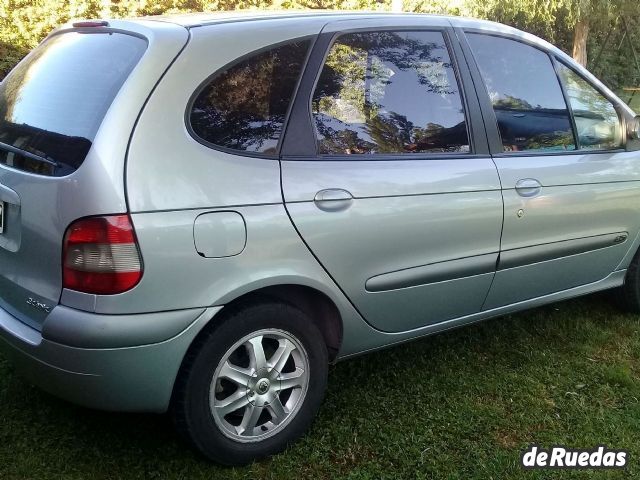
<box><xmin>1</xmin><ymin>293</ymin><xmax>639</xmax><ymax>479</ymax></box>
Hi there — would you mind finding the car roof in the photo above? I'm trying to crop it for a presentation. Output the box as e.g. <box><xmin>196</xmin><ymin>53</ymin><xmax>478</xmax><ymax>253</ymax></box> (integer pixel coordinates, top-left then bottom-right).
<box><xmin>123</xmin><ymin>10</ymin><xmax>628</xmax><ymax>115</ymax></box>
<box><xmin>141</xmin><ymin>10</ymin><xmax>508</xmax><ymax>31</ymax></box>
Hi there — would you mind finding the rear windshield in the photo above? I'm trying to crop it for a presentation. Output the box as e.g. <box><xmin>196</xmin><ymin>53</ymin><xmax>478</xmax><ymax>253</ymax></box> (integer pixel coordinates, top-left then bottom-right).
<box><xmin>0</xmin><ymin>31</ymin><xmax>146</xmax><ymax>176</ymax></box>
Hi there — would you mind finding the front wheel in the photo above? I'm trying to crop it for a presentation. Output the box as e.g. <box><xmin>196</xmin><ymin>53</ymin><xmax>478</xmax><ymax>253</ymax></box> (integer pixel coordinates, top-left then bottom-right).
<box><xmin>171</xmin><ymin>301</ymin><xmax>328</xmax><ymax>465</ymax></box>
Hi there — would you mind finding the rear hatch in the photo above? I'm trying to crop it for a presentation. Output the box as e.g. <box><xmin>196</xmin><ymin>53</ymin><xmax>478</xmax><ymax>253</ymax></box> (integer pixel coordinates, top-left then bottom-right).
<box><xmin>0</xmin><ymin>20</ymin><xmax>188</xmax><ymax>329</ymax></box>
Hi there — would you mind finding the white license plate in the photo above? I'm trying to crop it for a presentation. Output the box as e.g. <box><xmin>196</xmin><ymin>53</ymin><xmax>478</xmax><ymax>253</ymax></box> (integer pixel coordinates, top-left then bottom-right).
<box><xmin>0</xmin><ymin>202</ymin><xmax>4</xmax><ymax>234</ymax></box>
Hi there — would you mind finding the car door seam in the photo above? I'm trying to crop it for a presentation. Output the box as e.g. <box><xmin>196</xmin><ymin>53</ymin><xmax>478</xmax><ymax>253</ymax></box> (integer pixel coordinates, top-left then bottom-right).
<box><xmin>277</xmin><ymin>159</ymin><xmax>373</xmax><ymax>329</ymax></box>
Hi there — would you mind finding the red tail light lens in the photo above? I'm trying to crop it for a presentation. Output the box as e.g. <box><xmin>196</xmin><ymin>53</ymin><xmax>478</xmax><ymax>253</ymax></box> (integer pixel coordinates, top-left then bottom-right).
<box><xmin>63</xmin><ymin>215</ymin><xmax>143</xmax><ymax>294</ymax></box>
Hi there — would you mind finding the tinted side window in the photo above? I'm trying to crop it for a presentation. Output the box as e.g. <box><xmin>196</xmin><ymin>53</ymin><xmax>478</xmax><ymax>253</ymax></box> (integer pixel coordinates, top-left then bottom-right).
<box><xmin>467</xmin><ymin>33</ymin><xmax>575</xmax><ymax>153</ymax></box>
<box><xmin>312</xmin><ymin>31</ymin><xmax>469</xmax><ymax>155</ymax></box>
<box><xmin>190</xmin><ymin>40</ymin><xmax>310</xmax><ymax>154</ymax></box>
<box><xmin>557</xmin><ymin>63</ymin><xmax>622</xmax><ymax>150</ymax></box>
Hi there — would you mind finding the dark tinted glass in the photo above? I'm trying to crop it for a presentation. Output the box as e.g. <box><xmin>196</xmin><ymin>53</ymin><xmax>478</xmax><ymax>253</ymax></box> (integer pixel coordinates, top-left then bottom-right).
<box><xmin>312</xmin><ymin>31</ymin><xmax>469</xmax><ymax>155</ymax></box>
<box><xmin>0</xmin><ymin>32</ymin><xmax>146</xmax><ymax>176</ymax></box>
<box><xmin>467</xmin><ymin>33</ymin><xmax>575</xmax><ymax>153</ymax></box>
<box><xmin>190</xmin><ymin>40</ymin><xmax>310</xmax><ymax>154</ymax></box>
<box><xmin>557</xmin><ymin>63</ymin><xmax>622</xmax><ymax>150</ymax></box>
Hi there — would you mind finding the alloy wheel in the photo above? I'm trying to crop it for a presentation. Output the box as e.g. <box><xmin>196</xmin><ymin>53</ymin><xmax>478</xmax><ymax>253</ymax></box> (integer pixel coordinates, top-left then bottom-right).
<box><xmin>209</xmin><ymin>328</ymin><xmax>310</xmax><ymax>442</ymax></box>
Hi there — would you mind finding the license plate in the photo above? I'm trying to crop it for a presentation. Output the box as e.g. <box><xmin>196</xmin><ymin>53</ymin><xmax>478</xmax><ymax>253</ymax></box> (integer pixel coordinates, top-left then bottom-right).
<box><xmin>0</xmin><ymin>202</ymin><xmax>4</xmax><ymax>234</ymax></box>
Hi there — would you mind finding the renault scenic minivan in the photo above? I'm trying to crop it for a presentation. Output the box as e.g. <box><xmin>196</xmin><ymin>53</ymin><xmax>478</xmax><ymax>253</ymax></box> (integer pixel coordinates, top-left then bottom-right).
<box><xmin>1</xmin><ymin>11</ymin><xmax>640</xmax><ymax>465</ymax></box>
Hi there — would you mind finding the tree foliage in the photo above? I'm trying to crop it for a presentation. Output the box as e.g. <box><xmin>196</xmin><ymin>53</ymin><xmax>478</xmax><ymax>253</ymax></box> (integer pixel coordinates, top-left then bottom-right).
<box><xmin>0</xmin><ymin>0</ymin><xmax>638</xmax><ymax>104</ymax></box>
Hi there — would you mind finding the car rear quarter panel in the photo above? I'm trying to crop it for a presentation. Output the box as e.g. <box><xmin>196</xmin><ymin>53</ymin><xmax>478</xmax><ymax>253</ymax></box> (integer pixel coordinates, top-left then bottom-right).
<box><xmin>125</xmin><ymin>18</ymin><xmax>328</xmax><ymax>212</ymax></box>
<box><xmin>107</xmin><ymin>19</ymin><xmax>366</xmax><ymax>341</ymax></box>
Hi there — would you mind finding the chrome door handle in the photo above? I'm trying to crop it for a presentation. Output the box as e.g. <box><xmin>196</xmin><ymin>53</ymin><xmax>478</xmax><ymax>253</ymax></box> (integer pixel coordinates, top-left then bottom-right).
<box><xmin>313</xmin><ymin>189</ymin><xmax>354</xmax><ymax>212</ymax></box>
<box><xmin>515</xmin><ymin>178</ymin><xmax>542</xmax><ymax>197</ymax></box>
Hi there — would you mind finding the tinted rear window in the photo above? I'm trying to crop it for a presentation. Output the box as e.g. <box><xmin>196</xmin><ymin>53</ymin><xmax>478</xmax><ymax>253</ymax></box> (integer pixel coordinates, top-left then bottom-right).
<box><xmin>312</xmin><ymin>31</ymin><xmax>469</xmax><ymax>155</ymax></box>
<box><xmin>0</xmin><ymin>31</ymin><xmax>146</xmax><ymax>176</ymax></box>
<box><xmin>189</xmin><ymin>40</ymin><xmax>311</xmax><ymax>155</ymax></box>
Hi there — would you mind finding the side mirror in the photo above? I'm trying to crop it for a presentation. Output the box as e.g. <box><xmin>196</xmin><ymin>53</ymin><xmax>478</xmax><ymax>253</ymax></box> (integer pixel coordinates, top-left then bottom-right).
<box><xmin>628</xmin><ymin>116</ymin><xmax>640</xmax><ymax>140</ymax></box>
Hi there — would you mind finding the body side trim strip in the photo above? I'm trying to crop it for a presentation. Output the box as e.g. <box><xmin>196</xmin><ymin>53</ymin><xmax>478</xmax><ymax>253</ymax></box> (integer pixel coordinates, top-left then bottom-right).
<box><xmin>365</xmin><ymin>253</ymin><xmax>498</xmax><ymax>292</ymax></box>
<box><xmin>499</xmin><ymin>232</ymin><xmax>628</xmax><ymax>270</ymax></box>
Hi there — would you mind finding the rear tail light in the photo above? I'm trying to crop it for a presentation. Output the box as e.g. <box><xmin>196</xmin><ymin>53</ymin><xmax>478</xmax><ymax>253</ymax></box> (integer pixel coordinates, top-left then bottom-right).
<box><xmin>63</xmin><ymin>215</ymin><xmax>143</xmax><ymax>294</ymax></box>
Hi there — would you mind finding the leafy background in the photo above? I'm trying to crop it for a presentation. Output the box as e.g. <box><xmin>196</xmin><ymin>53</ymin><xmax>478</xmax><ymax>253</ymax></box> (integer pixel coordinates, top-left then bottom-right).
<box><xmin>0</xmin><ymin>0</ymin><xmax>639</xmax><ymax>110</ymax></box>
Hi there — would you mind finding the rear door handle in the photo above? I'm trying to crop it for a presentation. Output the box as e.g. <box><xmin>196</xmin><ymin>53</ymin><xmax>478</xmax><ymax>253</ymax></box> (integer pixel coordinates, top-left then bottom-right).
<box><xmin>313</xmin><ymin>189</ymin><xmax>354</xmax><ymax>212</ymax></box>
<box><xmin>515</xmin><ymin>178</ymin><xmax>542</xmax><ymax>197</ymax></box>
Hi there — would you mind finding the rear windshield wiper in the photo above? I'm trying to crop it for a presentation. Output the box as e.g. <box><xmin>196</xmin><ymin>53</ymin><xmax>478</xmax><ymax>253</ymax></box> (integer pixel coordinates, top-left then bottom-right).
<box><xmin>0</xmin><ymin>141</ymin><xmax>59</xmax><ymax>168</ymax></box>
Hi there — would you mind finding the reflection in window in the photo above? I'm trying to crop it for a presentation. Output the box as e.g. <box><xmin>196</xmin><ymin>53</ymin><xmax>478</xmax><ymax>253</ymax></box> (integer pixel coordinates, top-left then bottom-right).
<box><xmin>467</xmin><ymin>34</ymin><xmax>575</xmax><ymax>153</ymax></box>
<box><xmin>312</xmin><ymin>31</ymin><xmax>469</xmax><ymax>155</ymax></box>
<box><xmin>0</xmin><ymin>32</ymin><xmax>146</xmax><ymax>176</ymax></box>
<box><xmin>190</xmin><ymin>40</ymin><xmax>310</xmax><ymax>154</ymax></box>
<box><xmin>557</xmin><ymin>63</ymin><xmax>622</xmax><ymax>150</ymax></box>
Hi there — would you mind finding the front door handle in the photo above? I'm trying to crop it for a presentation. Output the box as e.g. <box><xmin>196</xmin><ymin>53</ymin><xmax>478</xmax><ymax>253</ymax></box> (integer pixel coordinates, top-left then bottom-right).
<box><xmin>314</xmin><ymin>189</ymin><xmax>354</xmax><ymax>212</ymax></box>
<box><xmin>515</xmin><ymin>178</ymin><xmax>542</xmax><ymax>197</ymax></box>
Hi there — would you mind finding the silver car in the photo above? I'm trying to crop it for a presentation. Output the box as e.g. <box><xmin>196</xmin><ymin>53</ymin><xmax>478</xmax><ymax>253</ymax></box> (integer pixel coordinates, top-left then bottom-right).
<box><xmin>1</xmin><ymin>11</ymin><xmax>639</xmax><ymax>465</ymax></box>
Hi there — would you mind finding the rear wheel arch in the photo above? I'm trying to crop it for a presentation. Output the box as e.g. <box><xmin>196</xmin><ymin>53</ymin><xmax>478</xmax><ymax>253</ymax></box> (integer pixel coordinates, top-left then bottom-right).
<box><xmin>214</xmin><ymin>284</ymin><xmax>344</xmax><ymax>362</ymax></box>
<box><xmin>176</xmin><ymin>284</ymin><xmax>343</xmax><ymax>385</ymax></box>
<box><xmin>170</xmin><ymin>283</ymin><xmax>343</xmax><ymax>418</ymax></box>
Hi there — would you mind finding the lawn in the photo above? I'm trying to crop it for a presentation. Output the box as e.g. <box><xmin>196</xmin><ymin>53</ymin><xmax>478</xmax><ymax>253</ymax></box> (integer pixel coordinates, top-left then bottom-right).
<box><xmin>1</xmin><ymin>293</ymin><xmax>639</xmax><ymax>479</ymax></box>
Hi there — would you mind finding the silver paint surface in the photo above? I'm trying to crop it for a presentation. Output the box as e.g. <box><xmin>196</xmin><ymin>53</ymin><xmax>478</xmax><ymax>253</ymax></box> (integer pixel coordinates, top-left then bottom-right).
<box><xmin>0</xmin><ymin>12</ymin><xmax>638</xmax><ymax>412</ymax></box>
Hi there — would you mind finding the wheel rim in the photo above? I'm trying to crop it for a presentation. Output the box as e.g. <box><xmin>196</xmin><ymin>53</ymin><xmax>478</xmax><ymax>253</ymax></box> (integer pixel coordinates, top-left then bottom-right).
<box><xmin>210</xmin><ymin>328</ymin><xmax>310</xmax><ymax>442</ymax></box>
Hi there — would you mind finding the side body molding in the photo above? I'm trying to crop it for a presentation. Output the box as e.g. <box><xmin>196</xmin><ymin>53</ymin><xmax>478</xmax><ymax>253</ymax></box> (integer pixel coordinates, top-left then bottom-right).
<box><xmin>366</xmin><ymin>253</ymin><xmax>498</xmax><ymax>292</ymax></box>
<box><xmin>498</xmin><ymin>232</ymin><xmax>628</xmax><ymax>270</ymax></box>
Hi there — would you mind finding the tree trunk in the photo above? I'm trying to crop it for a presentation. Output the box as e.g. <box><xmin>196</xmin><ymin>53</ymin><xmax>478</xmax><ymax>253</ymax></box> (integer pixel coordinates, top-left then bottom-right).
<box><xmin>573</xmin><ymin>19</ymin><xmax>590</xmax><ymax>67</ymax></box>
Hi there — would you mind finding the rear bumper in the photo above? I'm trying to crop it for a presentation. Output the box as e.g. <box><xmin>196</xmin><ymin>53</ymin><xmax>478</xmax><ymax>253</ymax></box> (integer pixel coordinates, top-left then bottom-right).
<box><xmin>0</xmin><ymin>304</ymin><xmax>219</xmax><ymax>412</ymax></box>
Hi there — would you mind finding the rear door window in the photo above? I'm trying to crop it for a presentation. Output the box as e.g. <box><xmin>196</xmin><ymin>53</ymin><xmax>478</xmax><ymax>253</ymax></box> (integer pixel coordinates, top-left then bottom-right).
<box><xmin>467</xmin><ymin>33</ymin><xmax>576</xmax><ymax>153</ymax></box>
<box><xmin>0</xmin><ymin>31</ymin><xmax>146</xmax><ymax>176</ymax></box>
<box><xmin>312</xmin><ymin>31</ymin><xmax>470</xmax><ymax>155</ymax></box>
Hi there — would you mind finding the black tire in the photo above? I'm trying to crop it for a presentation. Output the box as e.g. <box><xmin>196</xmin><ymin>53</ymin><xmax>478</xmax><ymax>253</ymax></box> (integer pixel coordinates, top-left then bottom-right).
<box><xmin>171</xmin><ymin>301</ymin><xmax>328</xmax><ymax>466</ymax></box>
<box><xmin>614</xmin><ymin>249</ymin><xmax>640</xmax><ymax>313</ymax></box>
